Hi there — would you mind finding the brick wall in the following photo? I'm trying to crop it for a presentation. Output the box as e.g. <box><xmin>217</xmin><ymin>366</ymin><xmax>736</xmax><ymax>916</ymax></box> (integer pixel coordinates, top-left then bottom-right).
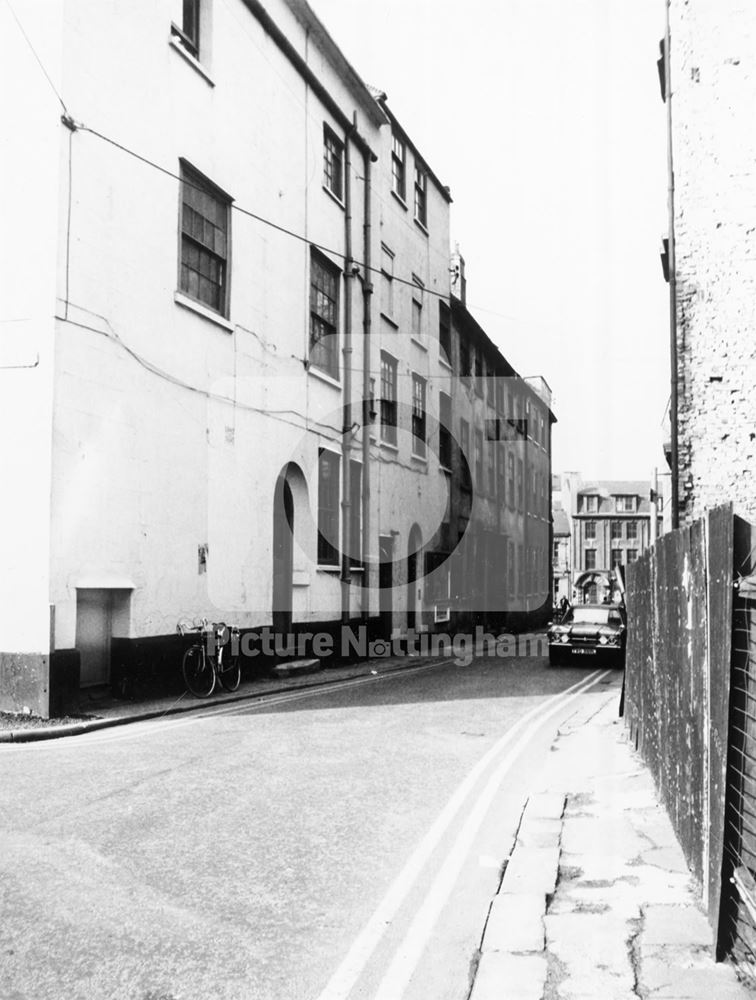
<box><xmin>671</xmin><ymin>0</ymin><xmax>756</xmax><ymax>526</ymax></box>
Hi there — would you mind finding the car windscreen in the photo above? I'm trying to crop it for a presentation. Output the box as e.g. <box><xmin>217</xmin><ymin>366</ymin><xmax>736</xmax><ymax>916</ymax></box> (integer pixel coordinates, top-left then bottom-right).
<box><xmin>569</xmin><ymin>608</ymin><xmax>610</xmax><ymax>625</ymax></box>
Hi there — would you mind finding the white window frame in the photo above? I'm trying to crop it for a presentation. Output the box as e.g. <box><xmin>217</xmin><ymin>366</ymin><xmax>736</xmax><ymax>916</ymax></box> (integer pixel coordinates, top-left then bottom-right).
<box><xmin>391</xmin><ymin>133</ymin><xmax>407</xmax><ymax>202</ymax></box>
<box><xmin>323</xmin><ymin>124</ymin><xmax>344</xmax><ymax>202</ymax></box>
<box><xmin>414</xmin><ymin>163</ymin><xmax>428</xmax><ymax>228</ymax></box>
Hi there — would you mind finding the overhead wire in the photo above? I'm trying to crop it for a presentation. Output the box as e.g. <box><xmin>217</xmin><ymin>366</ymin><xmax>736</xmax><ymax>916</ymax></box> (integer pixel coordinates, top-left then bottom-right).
<box><xmin>5</xmin><ymin>0</ymin><xmax>553</xmax><ymax>337</ymax></box>
<box><xmin>3</xmin><ymin>0</ymin><xmax>68</xmax><ymax>114</ymax></box>
<box><xmin>75</xmin><ymin>121</ymin><xmax>457</xmax><ymax>303</ymax></box>
<box><xmin>56</xmin><ymin>302</ymin><xmax>344</xmax><ymax>439</ymax></box>
<box><xmin>7</xmin><ymin>0</ymin><xmax>552</xmax><ymax>392</ymax></box>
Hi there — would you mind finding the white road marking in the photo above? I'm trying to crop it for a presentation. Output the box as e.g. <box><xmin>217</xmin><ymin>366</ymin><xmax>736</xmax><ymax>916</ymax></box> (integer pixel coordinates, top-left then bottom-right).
<box><xmin>371</xmin><ymin>670</ymin><xmax>612</xmax><ymax>1000</ymax></box>
<box><xmin>314</xmin><ymin>669</ymin><xmax>609</xmax><ymax>1000</ymax></box>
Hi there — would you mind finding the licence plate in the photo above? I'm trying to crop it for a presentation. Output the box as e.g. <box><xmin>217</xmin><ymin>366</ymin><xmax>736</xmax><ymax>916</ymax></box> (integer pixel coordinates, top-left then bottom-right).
<box><xmin>573</xmin><ymin>648</ymin><xmax>597</xmax><ymax>655</ymax></box>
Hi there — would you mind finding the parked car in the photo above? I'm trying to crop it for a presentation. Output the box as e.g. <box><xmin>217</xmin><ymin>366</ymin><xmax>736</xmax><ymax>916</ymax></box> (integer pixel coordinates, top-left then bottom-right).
<box><xmin>548</xmin><ymin>603</ymin><xmax>626</xmax><ymax>666</ymax></box>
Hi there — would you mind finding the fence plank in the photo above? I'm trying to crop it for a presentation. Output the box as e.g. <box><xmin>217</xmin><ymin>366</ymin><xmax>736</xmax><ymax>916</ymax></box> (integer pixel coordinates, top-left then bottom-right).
<box><xmin>625</xmin><ymin>504</ymin><xmax>734</xmax><ymax>938</ymax></box>
<box><xmin>708</xmin><ymin>505</ymin><xmax>735</xmax><ymax>934</ymax></box>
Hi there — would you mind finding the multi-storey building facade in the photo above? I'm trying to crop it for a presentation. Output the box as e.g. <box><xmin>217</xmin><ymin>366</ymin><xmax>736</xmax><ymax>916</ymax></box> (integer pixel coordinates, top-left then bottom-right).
<box><xmin>552</xmin><ymin>483</ymin><xmax>572</xmax><ymax>606</ymax></box>
<box><xmin>446</xmin><ymin>258</ymin><xmax>555</xmax><ymax>631</ymax></box>
<box><xmin>662</xmin><ymin>0</ymin><xmax>756</xmax><ymax>528</ymax></box>
<box><xmin>552</xmin><ymin>475</ymin><xmax>659</xmax><ymax>603</ymax></box>
<box><xmin>1</xmin><ymin>0</ymin><xmax>554</xmax><ymax>715</ymax></box>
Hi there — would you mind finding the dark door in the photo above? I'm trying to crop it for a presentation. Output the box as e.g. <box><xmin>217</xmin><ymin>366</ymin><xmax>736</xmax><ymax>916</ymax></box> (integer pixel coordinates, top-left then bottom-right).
<box><xmin>379</xmin><ymin>536</ymin><xmax>393</xmax><ymax>639</ymax></box>
<box><xmin>76</xmin><ymin>589</ymin><xmax>112</xmax><ymax>687</ymax></box>
<box><xmin>407</xmin><ymin>547</ymin><xmax>417</xmax><ymax>630</ymax></box>
<box><xmin>272</xmin><ymin>477</ymin><xmax>294</xmax><ymax>634</ymax></box>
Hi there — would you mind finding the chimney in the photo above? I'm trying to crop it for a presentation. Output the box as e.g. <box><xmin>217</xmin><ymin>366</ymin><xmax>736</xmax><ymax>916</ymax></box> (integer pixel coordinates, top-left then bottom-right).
<box><xmin>450</xmin><ymin>243</ymin><xmax>466</xmax><ymax>306</ymax></box>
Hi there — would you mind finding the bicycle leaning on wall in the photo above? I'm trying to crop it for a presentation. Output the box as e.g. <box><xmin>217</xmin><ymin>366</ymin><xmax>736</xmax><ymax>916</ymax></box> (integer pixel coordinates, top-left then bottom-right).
<box><xmin>176</xmin><ymin>619</ymin><xmax>241</xmax><ymax>698</ymax></box>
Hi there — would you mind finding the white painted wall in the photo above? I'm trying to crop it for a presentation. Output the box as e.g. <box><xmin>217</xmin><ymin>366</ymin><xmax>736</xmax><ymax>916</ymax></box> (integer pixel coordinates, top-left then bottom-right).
<box><xmin>48</xmin><ymin>0</ymin><xmax>382</xmax><ymax>646</ymax></box>
<box><xmin>0</xmin><ymin>0</ymin><xmax>61</xmax><ymax>655</ymax></box>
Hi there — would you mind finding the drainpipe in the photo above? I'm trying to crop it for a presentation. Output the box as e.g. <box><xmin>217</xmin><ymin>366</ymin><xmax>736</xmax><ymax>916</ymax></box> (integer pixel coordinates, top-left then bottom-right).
<box><xmin>665</xmin><ymin>0</ymin><xmax>679</xmax><ymax>528</ymax></box>
<box><xmin>341</xmin><ymin>123</ymin><xmax>355</xmax><ymax>625</ymax></box>
<box><xmin>361</xmin><ymin>151</ymin><xmax>373</xmax><ymax>622</ymax></box>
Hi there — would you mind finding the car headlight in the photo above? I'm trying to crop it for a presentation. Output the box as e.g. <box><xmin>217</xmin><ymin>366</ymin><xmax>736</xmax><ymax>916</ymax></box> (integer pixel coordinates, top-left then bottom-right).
<box><xmin>599</xmin><ymin>635</ymin><xmax>608</xmax><ymax>646</ymax></box>
<box><xmin>560</xmin><ymin>634</ymin><xmax>569</xmax><ymax>643</ymax></box>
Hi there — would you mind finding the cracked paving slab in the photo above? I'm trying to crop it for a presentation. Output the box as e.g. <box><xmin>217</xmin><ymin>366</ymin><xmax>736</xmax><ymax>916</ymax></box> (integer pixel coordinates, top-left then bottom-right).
<box><xmin>533</xmin><ymin>698</ymin><xmax>753</xmax><ymax>1000</ymax></box>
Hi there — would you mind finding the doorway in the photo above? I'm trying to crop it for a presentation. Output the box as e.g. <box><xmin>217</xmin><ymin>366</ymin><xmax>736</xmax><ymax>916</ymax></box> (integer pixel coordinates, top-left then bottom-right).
<box><xmin>379</xmin><ymin>535</ymin><xmax>394</xmax><ymax>639</ymax></box>
<box><xmin>75</xmin><ymin>588</ymin><xmax>130</xmax><ymax>687</ymax></box>
<box><xmin>407</xmin><ymin>524</ymin><xmax>423</xmax><ymax>630</ymax></box>
<box><xmin>272</xmin><ymin>475</ymin><xmax>294</xmax><ymax>634</ymax></box>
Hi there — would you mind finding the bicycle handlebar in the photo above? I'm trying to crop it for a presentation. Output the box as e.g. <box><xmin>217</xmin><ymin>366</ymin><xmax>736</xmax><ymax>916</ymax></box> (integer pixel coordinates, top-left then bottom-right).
<box><xmin>176</xmin><ymin>618</ymin><xmax>240</xmax><ymax>639</ymax></box>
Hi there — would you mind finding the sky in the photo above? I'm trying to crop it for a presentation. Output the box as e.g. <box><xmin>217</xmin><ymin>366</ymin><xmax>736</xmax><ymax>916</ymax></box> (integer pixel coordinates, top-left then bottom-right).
<box><xmin>311</xmin><ymin>0</ymin><xmax>670</xmax><ymax>482</ymax></box>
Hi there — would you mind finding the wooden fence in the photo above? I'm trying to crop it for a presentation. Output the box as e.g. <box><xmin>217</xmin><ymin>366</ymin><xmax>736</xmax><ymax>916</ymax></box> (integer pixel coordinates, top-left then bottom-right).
<box><xmin>721</xmin><ymin>515</ymin><xmax>756</xmax><ymax>979</ymax></box>
<box><xmin>624</xmin><ymin>504</ymin><xmax>734</xmax><ymax>941</ymax></box>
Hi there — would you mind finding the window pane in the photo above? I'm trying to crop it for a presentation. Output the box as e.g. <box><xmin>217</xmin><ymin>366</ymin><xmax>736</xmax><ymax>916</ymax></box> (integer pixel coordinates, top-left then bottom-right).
<box><xmin>180</xmin><ymin>164</ymin><xmax>229</xmax><ymax>315</ymax></box>
<box><xmin>414</xmin><ymin>166</ymin><xmax>427</xmax><ymax>226</ymax></box>
<box><xmin>412</xmin><ymin>298</ymin><xmax>422</xmax><ymax>338</ymax></box>
<box><xmin>381</xmin><ymin>245</ymin><xmax>394</xmax><ymax>317</ymax></box>
<box><xmin>412</xmin><ymin>376</ymin><xmax>426</xmax><ymax>455</ymax></box>
<box><xmin>439</xmin><ymin>392</ymin><xmax>451</xmax><ymax>469</ymax></box>
<box><xmin>318</xmin><ymin>450</ymin><xmax>340</xmax><ymax>565</ymax></box>
<box><xmin>310</xmin><ymin>253</ymin><xmax>340</xmax><ymax>378</ymax></box>
<box><xmin>182</xmin><ymin>0</ymin><xmax>200</xmax><ymax>52</ymax></box>
<box><xmin>438</xmin><ymin>301</ymin><xmax>451</xmax><ymax>365</ymax></box>
<box><xmin>381</xmin><ymin>353</ymin><xmax>397</xmax><ymax>444</ymax></box>
<box><xmin>392</xmin><ymin>134</ymin><xmax>406</xmax><ymax>200</ymax></box>
<box><xmin>349</xmin><ymin>460</ymin><xmax>362</xmax><ymax>566</ymax></box>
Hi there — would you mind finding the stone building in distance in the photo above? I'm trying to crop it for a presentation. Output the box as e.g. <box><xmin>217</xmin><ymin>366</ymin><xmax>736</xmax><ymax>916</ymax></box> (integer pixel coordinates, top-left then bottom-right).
<box><xmin>552</xmin><ymin>474</ymin><xmax>660</xmax><ymax>604</ymax></box>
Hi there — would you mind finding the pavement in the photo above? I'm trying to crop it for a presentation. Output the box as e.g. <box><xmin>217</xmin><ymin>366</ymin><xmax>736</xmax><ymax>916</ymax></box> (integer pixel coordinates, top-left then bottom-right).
<box><xmin>469</xmin><ymin>695</ymin><xmax>753</xmax><ymax>1000</ymax></box>
<box><xmin>0</xmin><ymin>652</ymin><xmax>430</xmax><ymax>742</ymax></box>
<box><xmin>1</xmin><ymin>655</ymin><xmax>751</xmax><ymax>998</ymax></box>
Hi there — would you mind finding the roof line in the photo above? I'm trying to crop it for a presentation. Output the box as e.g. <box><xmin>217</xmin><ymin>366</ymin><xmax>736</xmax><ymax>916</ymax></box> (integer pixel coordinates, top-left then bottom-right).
<box><xmin>377</xmin><ymin>98</ymin><xmax>453</xmax><ymax>203</ymax></box>
<box><xmin>242</xmin><ymin>0</ymin><xmax>384</xmax><ymax>160</ymax></box>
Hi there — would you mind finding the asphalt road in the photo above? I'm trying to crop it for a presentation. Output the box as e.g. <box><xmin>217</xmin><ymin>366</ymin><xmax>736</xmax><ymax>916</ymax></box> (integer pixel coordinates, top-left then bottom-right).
<box><xmin>0</xmin><ymin>654</ymin><xmax>621</xmax><ymax>1000</ymax></box>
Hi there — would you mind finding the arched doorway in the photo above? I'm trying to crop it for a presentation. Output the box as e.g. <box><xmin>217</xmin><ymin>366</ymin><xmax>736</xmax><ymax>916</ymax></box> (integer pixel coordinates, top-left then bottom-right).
<box><xmin>271</xmin><ymin>463</ymin><xmax>312</xmax><ymax>634</ymax></box>
<box><xmin>407</xmin><ymin>524</ymin><xmax>423</xmax><ymax>630</ymax></box>
<box><xmin>272</xmin><ymin>475</ymin><xmax>294</xmax><ymax>634</ymax></box>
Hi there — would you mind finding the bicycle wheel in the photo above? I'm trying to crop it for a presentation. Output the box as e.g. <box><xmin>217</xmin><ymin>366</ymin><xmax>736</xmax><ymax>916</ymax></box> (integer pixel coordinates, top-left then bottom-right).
<box><xmin>218</xmin><ymin>650</ymin><xmax>241</xmax><ymax>692</ymax></box>
<box><xmin>182</xmin><ymin>643</ymin><xmax>215</xmax><ymax>697</ymax></box>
